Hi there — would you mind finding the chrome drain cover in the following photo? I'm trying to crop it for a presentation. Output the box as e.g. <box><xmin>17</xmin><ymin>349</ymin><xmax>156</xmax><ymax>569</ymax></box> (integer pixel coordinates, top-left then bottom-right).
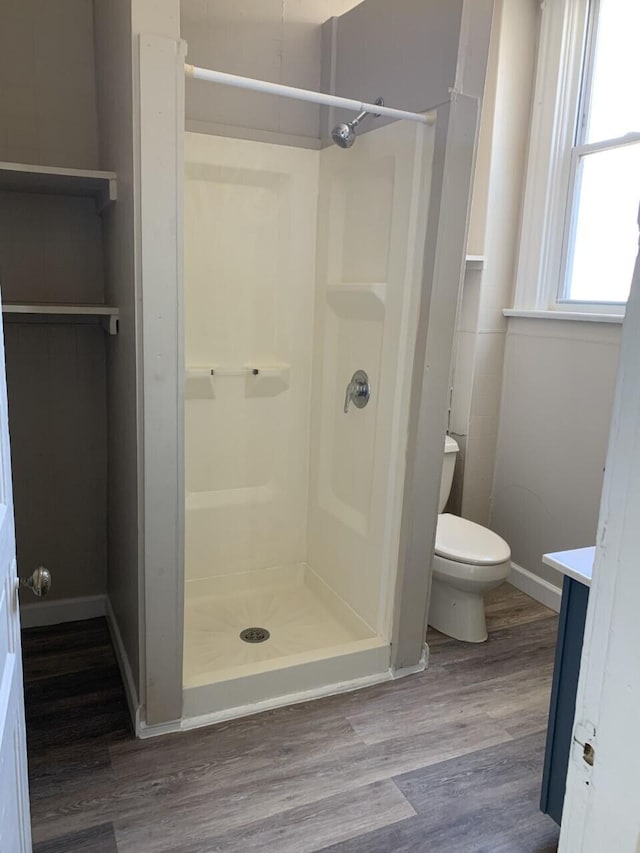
<box><xmin>240</xmin><ymin>627</ymin><xmax>270</xmax><ymax>644</ymax></box>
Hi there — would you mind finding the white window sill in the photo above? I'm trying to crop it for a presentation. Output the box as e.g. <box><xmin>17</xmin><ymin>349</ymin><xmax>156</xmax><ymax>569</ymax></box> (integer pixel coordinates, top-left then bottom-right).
<box><xmin>503</xmin><ymin>309</ymin><xmax>624</xmax><ymax>325</ymax></box>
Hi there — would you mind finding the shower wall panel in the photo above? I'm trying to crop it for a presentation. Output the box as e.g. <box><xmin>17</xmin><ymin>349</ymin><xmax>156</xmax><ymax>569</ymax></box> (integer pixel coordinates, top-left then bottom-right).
<box><xmin>308</xmin><ymin>120</ymin><xmax>434</xmax><ymax>634</ymax></box>
<box><xmin>184</xmin><ymin>133</ymin><xmax>318</xmax><ymax>581</ymax></box>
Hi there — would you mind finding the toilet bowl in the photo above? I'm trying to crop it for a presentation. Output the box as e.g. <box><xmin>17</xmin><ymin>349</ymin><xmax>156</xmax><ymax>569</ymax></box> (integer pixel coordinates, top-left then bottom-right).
<box><xmin>427</xmin><ymin>437</ymin><xmax>511</xmax><ymax>643</ymax></box>
<box><xmin>429</xmin><ymin>513</ymin><xmax>511</xmax><ymax>642</ymax></box>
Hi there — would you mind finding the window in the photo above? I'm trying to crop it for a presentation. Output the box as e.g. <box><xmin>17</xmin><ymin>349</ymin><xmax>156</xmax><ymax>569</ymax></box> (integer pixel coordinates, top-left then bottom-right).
<box><xmin>513</xmin><ymin>0</ymin><xmax>640</xmax><ymax>319</ymax></box>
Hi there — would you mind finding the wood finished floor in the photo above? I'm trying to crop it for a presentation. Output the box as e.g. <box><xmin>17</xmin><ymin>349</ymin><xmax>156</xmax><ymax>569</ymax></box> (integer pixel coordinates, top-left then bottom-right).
<box><xmin>23</xmin><ymin>584</ymin><xmax>560</xmax><ymax>852</ymax></box>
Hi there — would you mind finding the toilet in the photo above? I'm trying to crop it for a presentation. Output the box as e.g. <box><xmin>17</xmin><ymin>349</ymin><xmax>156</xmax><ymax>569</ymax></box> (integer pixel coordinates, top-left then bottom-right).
<box><xmin>428</xmin><ymin>436</ymin><xmax>511</xmax><ymax>643</ymax></box>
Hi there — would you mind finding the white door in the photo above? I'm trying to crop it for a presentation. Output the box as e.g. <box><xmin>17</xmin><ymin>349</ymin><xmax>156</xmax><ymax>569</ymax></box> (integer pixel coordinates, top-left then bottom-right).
<box><xmin>560</xmin><ymin>223</ymin><xmax>640</xmax><ymax>850</ymax></box>
<box><xmin>0</xmin><ymin>308</ymin><xmax>32</xmax><ymax>851</ymax></box>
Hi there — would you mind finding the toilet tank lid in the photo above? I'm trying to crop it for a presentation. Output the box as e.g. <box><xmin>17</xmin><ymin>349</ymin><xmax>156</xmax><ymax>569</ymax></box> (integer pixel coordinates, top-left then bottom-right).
<box><xmin>444</xmin><ymin>435</ymin><xmax>459</xmax><ymax>454</ymax></box>
<box><xmin>435</xmin><ymin>514</ymin><xmax>511</xmax><ymax>565</ymax></box>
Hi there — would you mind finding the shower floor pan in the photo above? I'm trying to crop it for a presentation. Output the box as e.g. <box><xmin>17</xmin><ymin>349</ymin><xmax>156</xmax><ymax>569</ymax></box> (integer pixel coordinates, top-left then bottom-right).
<box><xmin>182</xmin><ymin>564</ymin><xmax>390</xmax><ymax>723</ymax></box>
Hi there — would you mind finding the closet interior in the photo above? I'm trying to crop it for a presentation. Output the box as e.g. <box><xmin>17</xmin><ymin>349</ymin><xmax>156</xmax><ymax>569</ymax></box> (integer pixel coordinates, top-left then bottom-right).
<box><xmin>1</xmin><ymin>2</ymin><xmax>136</xmax><ymax>647</ymax></box>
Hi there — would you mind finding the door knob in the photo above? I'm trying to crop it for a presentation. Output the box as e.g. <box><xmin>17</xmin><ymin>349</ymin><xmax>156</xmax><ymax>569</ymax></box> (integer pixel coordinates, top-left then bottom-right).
<box><xmin>20</xmin><ymin>566</ymin><xmax>51</xmax><ymax>598</ymax></box>
<box><xmin>344</xmin><ymin>370</ymin><xmax>371</xmax><ymax>413</ymax></box>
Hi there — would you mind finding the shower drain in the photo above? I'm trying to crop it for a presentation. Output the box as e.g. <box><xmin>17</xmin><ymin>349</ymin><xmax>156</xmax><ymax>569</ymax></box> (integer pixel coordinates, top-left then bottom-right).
<box><xmin>240</xmin><ymin>627</ymin><xmax>270</xmax><ymax>644</ymax></box>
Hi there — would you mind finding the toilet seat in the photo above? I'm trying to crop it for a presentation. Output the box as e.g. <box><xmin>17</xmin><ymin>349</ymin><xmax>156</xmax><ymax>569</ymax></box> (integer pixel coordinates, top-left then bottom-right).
<box><xmin>435</xmin><ymin>514</ymin><xmax>511</xmax><ymax>566</ymax></box>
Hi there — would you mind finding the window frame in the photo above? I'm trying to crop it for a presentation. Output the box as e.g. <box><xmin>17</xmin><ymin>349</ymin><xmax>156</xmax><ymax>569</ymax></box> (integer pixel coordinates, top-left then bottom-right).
<box><xmin>513</xmin><ymin>0</ymin><xmax>637</xmax><ymax>319</ymax></box>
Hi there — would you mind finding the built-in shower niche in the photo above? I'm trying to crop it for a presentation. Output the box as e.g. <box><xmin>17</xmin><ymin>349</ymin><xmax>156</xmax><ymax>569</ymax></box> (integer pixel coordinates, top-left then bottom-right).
<box><xmin>183</xmin><ymin>118</ymin><xmax>434</xmax><ymax>720</ymax></box>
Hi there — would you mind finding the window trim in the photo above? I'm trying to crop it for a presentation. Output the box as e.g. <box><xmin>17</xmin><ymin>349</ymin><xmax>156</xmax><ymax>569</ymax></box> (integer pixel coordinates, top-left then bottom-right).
<box><xmin>513</xmin><ymin>0</ymin><xmax>628</xmax><ymax>319</ymax></box>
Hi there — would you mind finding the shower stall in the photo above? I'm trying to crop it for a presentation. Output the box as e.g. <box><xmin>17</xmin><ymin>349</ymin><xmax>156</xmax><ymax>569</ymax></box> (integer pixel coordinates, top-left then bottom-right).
<box><xmin>134</xmin><ymin>0</ymin><xmax>490</xmax><ymax>732</ymax></box>
<box><xmin>182</xmin><ymin>106</ymin><xmax>435</xmax><ymax>719</ymax></box>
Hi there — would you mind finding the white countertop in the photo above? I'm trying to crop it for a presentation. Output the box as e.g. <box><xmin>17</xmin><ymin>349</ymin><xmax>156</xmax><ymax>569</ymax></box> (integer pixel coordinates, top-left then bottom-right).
<box><xmin>542</xmin><ymin>547</ymin><xmax>595</xmax><ymax>588</ymax></box>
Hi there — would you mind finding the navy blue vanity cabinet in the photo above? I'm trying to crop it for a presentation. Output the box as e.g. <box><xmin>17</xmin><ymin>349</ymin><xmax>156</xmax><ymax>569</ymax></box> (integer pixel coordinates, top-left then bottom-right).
<box><xmin>540</xmin><ymin>574</ymin><xmax>590</xmax><ymax>825</ymax></box>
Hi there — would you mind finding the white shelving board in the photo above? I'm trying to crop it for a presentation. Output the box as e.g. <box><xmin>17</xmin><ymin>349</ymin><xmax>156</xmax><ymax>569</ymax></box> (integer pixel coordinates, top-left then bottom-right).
<box><xmin>465</xmin><ymin>255</ymin><xmax>485</xmax><ymax>269</ymax></box>
<box><xmin>0</xmin><ymin>162</ymin><xmax>117</xmax><ymax>212</ymax></box>
<box><xmin>2</xmin><ymin>303</ymin><xmax>120</xmax><ymax>335</ymax></box>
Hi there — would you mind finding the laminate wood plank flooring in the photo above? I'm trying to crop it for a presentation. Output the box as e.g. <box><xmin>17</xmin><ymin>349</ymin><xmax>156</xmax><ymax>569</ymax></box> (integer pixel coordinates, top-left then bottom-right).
<box><xmin>23</xmin><ymin>584</ymin><xmax>560</xmax><ymax>852</ymax></box>
<box><xmin>33</xmin><ymin>822</ymin><xmax>118</xmax><ymax>853</ymax></box>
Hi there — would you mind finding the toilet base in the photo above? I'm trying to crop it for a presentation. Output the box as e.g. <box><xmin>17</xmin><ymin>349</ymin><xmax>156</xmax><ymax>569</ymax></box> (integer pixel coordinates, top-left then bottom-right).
<box><xmin>428</xmin><ymin>577</ymin><xmax>488</xmax><ymax>643</ymax></box>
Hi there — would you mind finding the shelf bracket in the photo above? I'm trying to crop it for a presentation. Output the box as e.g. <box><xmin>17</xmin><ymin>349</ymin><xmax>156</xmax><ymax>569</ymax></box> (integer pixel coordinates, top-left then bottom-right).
<box><xmin>96</xmin><ymin>177</ymin><xmax>118</xmax><ymax>214</ymax></box>
<box><xmin>103</xmin><ymin>314</ymin><xmax>119</xmax><ymax>336</ymax></box>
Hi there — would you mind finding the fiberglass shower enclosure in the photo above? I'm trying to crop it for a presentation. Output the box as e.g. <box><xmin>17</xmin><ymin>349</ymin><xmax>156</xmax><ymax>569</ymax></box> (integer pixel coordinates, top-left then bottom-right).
<box><xmin>182</xmin><ymin>113</ymin><xmax>435</xmax><ymax>718</ymax></box>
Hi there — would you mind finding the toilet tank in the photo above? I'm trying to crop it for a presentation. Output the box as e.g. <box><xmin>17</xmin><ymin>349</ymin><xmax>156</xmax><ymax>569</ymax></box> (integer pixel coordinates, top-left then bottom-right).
<box><xmin>440</xmin><ymin>435</ymin><xmax>459</xmax><ymax>512</ymax></box>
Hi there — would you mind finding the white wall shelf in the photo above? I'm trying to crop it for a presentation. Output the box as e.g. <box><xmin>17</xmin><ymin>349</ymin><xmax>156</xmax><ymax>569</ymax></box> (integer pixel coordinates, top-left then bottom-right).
<box><xmin>465</xmin><ymin>255</ymin><xmax>485</xmax><ymax>269</ymax></box>
<box><xmin>2</xmin><ymin>303</ymin><xmax>119</xmax><ymax>335</ymax></box>
<box><xmin>0</xmin><ymin>162</ymin><xmax>117</xmax><ymax>212</ymax></box>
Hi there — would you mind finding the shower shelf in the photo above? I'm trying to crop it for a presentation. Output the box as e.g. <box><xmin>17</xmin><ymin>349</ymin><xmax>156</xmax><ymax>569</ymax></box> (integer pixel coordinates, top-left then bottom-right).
<box><xmin>185</xmin><ymin>364</ymin><xmax>291</xmax><ymax>398</ymax></box>
<box><xmin>327</xmin><ymin>283</ymin><xmax>386</xmax><ymax>321</ymax></box>
<box><xmin>186</xmin><ymin>365</ymin><xmax>289</xmax><ymax>378</ymax></box>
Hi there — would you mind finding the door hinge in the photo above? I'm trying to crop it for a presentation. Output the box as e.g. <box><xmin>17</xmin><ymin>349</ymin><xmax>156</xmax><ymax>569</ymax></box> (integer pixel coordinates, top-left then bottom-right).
<box><xmin>573</xmin><ymin>722</ymin><xmax>596</xmax><ymax>768</ymax></box>
<box><xmin>582</xmin><ymin>742</ymin><xmax>595</xmax><ymax>766</ymax></box>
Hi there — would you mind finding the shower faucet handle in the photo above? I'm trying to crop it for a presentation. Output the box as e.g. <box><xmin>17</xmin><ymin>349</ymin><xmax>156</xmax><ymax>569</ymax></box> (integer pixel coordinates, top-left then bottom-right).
<box><xmin>344</xmin><ymin>370</ymin><xmax>371</xmax><ymax>413</ymax></box>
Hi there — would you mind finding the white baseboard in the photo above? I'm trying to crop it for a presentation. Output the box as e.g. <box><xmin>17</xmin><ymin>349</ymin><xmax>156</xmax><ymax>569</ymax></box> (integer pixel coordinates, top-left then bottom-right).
<box><xmin>509</xmin><ymin>561</ymin><xmax>562</xmax><ymax>613</ymax></box>
<box><xmin>105</xmin><ymin>597</ymin><xmax>141</xmax><ymax>734</ymax></box>
<box><xmin>20</xmin><ymin>594</ymin><xmax>106</xmax><ymax>628</ymax></box>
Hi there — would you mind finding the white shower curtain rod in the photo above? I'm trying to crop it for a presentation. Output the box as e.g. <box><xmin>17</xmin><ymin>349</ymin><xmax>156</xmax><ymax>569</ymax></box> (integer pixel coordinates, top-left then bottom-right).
<box><xmin>185</xmin><ymin>64</ymin><xmax>436</xmax><ymax>125</ymax></box>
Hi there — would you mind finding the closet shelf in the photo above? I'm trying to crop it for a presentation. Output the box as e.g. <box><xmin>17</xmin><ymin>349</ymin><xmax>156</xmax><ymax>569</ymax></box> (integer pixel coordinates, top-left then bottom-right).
<box><xmin>0</xmin><ymin>161</ymin><xmax>117</xmax><ymax>212</ymax></box>
<box><xmin>2</xmin><ymin>303</ymin><xmax>119</xmax><ymax>335</ymax></box>
<box><xmin>465</xmin><ymin>255</ymin><xmax>485</xmax><ymax>269</ymax></box>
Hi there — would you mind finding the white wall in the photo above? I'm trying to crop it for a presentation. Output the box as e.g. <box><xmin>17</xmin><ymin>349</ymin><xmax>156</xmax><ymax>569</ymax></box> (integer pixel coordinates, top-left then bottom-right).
<box><xmin>492</xmin><ymin>319</ymin><xmax>620</xmax><ymax>587</ymax></box>
<box><xmin>93</xmin><ymin>0</ymin><xmax>141</xmax><ymax>697</ymax></box>
<box><xmin>466</xmin><ymin>10</ymin><xmax>501</xmax><ymax>258</ymax></box>
<box><xmin>181</xmin><ymin>0</ymin><xmax>360</xmax><ymax>146</ymax></box>
<box><xmin>90</xmin><ymin>0</ymin><xmax>181</xmax><ymax>723</ymax></box>
<box><xmin>180</xmin><ymin>0</ymin><xmax>466</xmax><ymax>148</ymax></box>
<box><xmin>456</xmin><ymin>0</ymin><xmax>624</xmax><ymax>595</ymax></box>
<box><xmin>183</xmin><ymin>133</ymin><xmax>318</xmax><ymax>583</ymax></box>
<box><xmin>134</xmin><ymin>1</ymin><xmax>184</xmax><ymax>726</ymax></box>
<box><xmin>329</xmin><ymin>0</ymin><xmax>463</xmax><ymax>129</ymax></box>
<box><xmin>308</xmin><ymin>119</ymin><xmax>433</xmax><ymax>634</ymax></box>
<box><xmin>449</xmin><ymin>0</ymin><xmax>539</xmax><ymax>525</ymax></box>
